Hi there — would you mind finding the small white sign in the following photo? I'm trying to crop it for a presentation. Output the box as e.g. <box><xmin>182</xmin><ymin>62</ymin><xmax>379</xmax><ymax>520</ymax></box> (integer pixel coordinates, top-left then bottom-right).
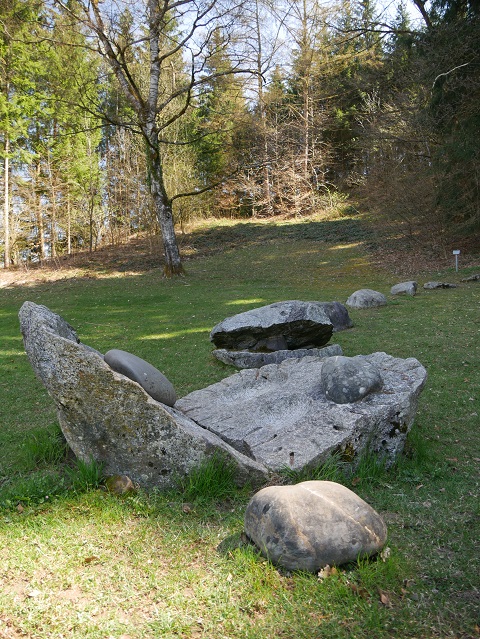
<box><xmin>453</xmin><ymin>250</ymin><xmax>460</xmax><ymax>255</ymax></box>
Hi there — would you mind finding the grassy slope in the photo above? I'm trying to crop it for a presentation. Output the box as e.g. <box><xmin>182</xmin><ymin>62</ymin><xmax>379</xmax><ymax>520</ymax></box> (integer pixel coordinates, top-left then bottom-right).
<box><xmin>0</xmin><ymin>216</ymin><xmax>479</xmax><ymax>638</ymax></box>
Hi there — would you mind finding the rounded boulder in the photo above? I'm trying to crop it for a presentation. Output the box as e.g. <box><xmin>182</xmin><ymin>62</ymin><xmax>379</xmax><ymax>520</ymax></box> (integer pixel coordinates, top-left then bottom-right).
<box><xmin>104</xmin><ymin>349</ymin><xmax>176</xmax><ymax>406</ymax></box>
<box><xmin>244</xmin><ymin>481</ymin><xmax>387</xmax><ymax>572</ymax></box>
<box><xmin>346</xmin><ymin>289</ymin><xmax>387</xmax><ymax>309</ymax></box>
<box><xmin>390</xmin><ymin>281</ymin><xmax>417</xmax><ymax>296</ymax></box>
<box><xmin>321</xmin><ymin>355</ymin><xmax>383</xmax><ymax>404</ymax></box>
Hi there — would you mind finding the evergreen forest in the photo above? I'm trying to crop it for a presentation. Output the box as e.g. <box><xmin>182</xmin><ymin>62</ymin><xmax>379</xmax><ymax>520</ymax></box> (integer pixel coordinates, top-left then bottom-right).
<box><xmin>1</xmin><ymin>0</ymin><xmax>479</xmax><ymax>274</ymax></box>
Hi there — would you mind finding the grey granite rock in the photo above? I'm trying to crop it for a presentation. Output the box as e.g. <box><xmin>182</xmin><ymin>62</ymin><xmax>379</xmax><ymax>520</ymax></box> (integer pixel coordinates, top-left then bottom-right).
<box><xmin>19</xmin><ymin>302</ymin><xmax>268</xmax><ymax>489</ymax></box>
<box><xmin>318</xmin><ymin>301</ymin><xmax>354</xmax><ymax>332</ymax></box>
<box><xmin>176</xmin><ymin>352</ymin><xmax>427</xmax><ymax>471</ymax></box>
<box><xmin>346</xmin><ymin>289</ymin><xmax>387</xmax><ymax>309</ymax></box>
<box><xmin>212</xmin><ymin>344</ymin><xmax>343</xmax><ymax>369</ymax></box>
<box><xmin>321</xmin><ymin>355</ymin><xmax>383</xmax><ymax>404</ymax></box>
<box><xmin>210</xmin><ymin>301</ymin><xmax>334</xmax><ymax>351</ymax></box>
<box><xmin>391</xmin><ymin>281</ymin><xmax>417</xmax><ymax>296</ymax></box>
<box><xmin>423</xmin><ymin>281</ymin><xmax>458</xmax><ymax>289</ymax></box>
<box><xmin>104</xmin><ymin>349</ymin><xmax>176</xmax><ymax>407</ymax></box>
<box><xmin>244</xmin><ymin>480</ymin><xmax>387</xmax><ymax>571</ymax></box>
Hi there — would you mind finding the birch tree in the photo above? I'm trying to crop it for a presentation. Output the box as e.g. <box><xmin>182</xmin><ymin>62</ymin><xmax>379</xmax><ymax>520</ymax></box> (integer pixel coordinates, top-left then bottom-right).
<box><xmin>53</xmin><ymin>0</ymin><xmax>250</xmax><ymax>275</ymax></box>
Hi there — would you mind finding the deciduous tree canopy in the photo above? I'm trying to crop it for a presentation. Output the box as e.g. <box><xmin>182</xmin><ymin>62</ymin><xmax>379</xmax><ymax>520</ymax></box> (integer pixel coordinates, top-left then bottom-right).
<box><xmin>1</xmin><ymin>0</ymin><xmax>478</xmax><ymax>271</ymax></box>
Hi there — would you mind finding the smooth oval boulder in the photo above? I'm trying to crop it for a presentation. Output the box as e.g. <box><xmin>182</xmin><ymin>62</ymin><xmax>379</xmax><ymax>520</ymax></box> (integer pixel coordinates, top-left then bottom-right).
<box><xmin>244</xmin><ymin>481</ymin><xmax>387</xmax><ymax>571</ymax></box>
<box><xmin>390</xmin><ymin>281</ymin><xmax>417</xmax><ymax>296</ymax></box>
<box><xmin>321</xmin><ymin>355</ymin><xmax>383</xmax><ymax>404</ymax></box>
<box><xmin>104</xmin><ymin>349</ymin><xmax>177</xmax><ymax>407</ymax></box>
<box><xmin>346</xmin><ymin>289</ymin><xmax>387</xmax><ymax>309</ymax></box>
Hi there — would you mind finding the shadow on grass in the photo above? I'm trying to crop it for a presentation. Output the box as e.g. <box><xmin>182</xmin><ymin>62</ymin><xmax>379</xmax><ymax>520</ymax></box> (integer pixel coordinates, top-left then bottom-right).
<box><xmin>0</xmin><ymin>216</ymin><xmax>373</xmax><ymax>290</ymax></box>
<box><xmin>180</xmin><ymin>217</ymin><xmax>373</xmax><ymax>257</ymax></box>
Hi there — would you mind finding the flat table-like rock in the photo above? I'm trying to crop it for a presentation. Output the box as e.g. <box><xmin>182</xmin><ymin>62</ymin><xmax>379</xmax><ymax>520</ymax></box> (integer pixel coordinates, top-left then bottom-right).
<box><xmin>176</xmin><ymin>352</ymin><xmax>427</xmax><ymax>472</ymax></box>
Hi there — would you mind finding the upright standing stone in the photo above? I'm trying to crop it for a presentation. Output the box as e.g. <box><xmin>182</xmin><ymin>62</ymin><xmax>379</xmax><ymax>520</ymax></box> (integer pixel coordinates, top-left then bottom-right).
<box><xmin>19</xmin><ymin>302</ymin><xmax>268</xmax><ymax>489</ymax></box>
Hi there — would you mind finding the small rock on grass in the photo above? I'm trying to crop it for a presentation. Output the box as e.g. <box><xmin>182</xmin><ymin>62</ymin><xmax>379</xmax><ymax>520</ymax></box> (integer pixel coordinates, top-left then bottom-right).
<box><xmin>105</xmin><ymin>475</ymin><xmax>135</xmax><ymax>495</ymax></box>
<box><xmin>390</xmin><ymin>281</ymin><xmax>417</xmax><ymax>296</ymax></box>
<box><xmin>346</xmin><ymin>289</ymin><xmax>387</xmax><ymax>309</ymax></box>
<box><xmin>244</xmin><ymin>480</ymin><xmax>387</xmax><ymax>572</ymax></box>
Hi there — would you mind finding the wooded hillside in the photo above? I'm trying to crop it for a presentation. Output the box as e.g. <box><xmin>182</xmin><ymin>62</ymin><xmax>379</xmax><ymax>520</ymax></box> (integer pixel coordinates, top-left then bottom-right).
<box><xmin>1</xmin><ymin>0</ymin><xmax>479</xmax><ymax>273</ymax></box>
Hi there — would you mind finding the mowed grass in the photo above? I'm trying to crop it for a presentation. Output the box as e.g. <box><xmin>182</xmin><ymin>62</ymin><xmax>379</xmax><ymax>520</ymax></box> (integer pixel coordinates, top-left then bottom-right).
<box><xmin>0</xmin><ymin>216</ymin><xmax>479</xmax><ymax>638</ymax></box>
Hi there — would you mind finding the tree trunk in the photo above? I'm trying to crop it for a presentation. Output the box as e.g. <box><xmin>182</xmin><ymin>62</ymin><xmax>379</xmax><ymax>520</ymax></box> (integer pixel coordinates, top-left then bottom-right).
<box><xmin>146</xmin><ymin>127</ymin><xmax>184</xmax><ymax>276</ymax></box>
<box><xmin>3</xmin><ymin>136</ymin><xmax>10</xmax><ymax>268</ymax></box>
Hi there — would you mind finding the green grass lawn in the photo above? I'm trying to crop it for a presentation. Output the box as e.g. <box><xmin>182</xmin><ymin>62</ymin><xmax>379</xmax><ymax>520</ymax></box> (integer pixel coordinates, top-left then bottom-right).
<box><xmin>0</xmin><ymin>216</ymin><xmax>479</xmax><ymax>638</ymax></box>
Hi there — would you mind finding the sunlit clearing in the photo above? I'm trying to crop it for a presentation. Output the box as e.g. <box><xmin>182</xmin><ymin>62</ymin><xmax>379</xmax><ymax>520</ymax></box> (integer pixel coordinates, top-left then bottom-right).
<box><xmin>328</xmin><ymin>242</ymin><xmax>363</xmax><ymax>250</ymax></box>
<box><xmin>226</xmin><ymin>299</ymin><xmax>265</xmax><ymax>306</ymax></box>
<box><xmin>141</xmin><ymin>328</ymin><xmax>209</xmax><ymax>340</ymax></box>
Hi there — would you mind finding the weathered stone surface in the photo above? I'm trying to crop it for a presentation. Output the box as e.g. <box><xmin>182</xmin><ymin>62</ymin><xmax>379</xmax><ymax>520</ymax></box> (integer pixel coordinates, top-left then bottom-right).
<box><xmin>321</xmin><ymin>355</ymin><xmax>383</xmax><ymax>404</ymax></box>
<box><xmin>423</xmin><ymin>281</ymin><xmax>458</xmax><ymax>289</ymax></box>
<box><xmin>212</xmin><ymin>344</ymin><xmax>343</xmax><ymax>369</ymax></box>
<box><xmin>19</xmin><ymin>301</ymin><xmax>268</xmax><ymax>489</ymax></box>
<box><xmin>210</xmin><ymin>301</ymin><xmax>335</xmax><ymax>351</ymax></box>
<box><xmin>391</xmin><ymin>281</ymin><xmax>417</xmax><ymax>296</ymax></box>
<box><xmin>461</xmin><ymin>273</ymin><xmax>480</xmax><ymax>282</ymax></box>
<box><xmin>244</xmin><ymin>480</ymin><xmax>387</xmax><ymax>571</ymax></box>
<box><xmin>319</xmin><ymin>301</ymin><xmax>354</xmax><ymax>332</ymax></box>
<box><xmin>346</xmin><ymin>289</ymin><xmax>387</xmax><ymax>309</ymax></box>
<box><xmin>104</xmin><ymin>349</ymin><xmax>176</xmax><ymax>407</ymax></box>
<box><xmin>176</xmin><ymin>352</ymin><xmax>427</xmax><ymax>471</ymax></box>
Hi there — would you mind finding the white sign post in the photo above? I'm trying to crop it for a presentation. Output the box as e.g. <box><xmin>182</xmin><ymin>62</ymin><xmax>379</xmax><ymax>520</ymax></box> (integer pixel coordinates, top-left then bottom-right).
<box><xmin>453</xmin><ymin>249</ymin><xmax>460</xmax><ymax>272</ymax></box>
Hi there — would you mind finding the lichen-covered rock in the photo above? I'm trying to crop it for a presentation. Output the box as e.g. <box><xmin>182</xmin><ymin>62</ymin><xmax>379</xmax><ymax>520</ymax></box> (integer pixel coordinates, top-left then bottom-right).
<box><xmin>176</xmin><ymin>352</ymin><xmax>427</xmax><ymax>472</ymax></box>
<box><xmin>210</xmin><ymin>301</ymin><xmax>334</xmax><ymax>351</ymax></box>
<box><xmin>104</xmin><ymin>349</ymin><xmax>176</xmax><ymax>406</ymax></box>
<box><xmin>212</xmin><ymin>344</ymin><xmax>343</xmax><ymax>369</ymax></box>
<box><xmin>321</xmin><ymin>355</ymin><xmax>383</xmax><ymax>404</ymax></box>
<box><xmin>244</xmin><ymin>481</ymin><xmax>387</xmax><ymax>571</ymax></box>
<box><xmin>391</xmin><ymin>281</ymin><xmax>417</xmax><ymax>296</ymax></box>
<box><xmin>346</xmin><ymin>289</ymin><xmax>387</xmax><ymax>309</ymax></box>
<box><xmin>19</xmin><ymin>302</ymin><xmax>268</xmax><ymax>489</ymax></box>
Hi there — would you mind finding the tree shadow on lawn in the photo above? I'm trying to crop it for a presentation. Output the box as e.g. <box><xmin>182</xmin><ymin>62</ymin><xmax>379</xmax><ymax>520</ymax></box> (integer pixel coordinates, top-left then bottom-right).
<box><xmin>180</xmin><ymin>217</ymin><xmax>373</xmax><ymax>258</ymax></box>
<box><xmin>0</xmin><ymin>216</ymin><xmax>374</xmax><ymax>290</ymax></box>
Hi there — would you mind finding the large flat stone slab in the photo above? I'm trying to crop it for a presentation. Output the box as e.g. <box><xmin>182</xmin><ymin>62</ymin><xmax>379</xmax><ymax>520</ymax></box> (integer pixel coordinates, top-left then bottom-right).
<box><xmin>176</xmin><ymin>353</ymin><xmax>427</xmax><ymax>472</ymax></box>
<box><xmin>19</xmin><ymin>302</ymin><xmax>268</xmax><ymax>489</ymax></box>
